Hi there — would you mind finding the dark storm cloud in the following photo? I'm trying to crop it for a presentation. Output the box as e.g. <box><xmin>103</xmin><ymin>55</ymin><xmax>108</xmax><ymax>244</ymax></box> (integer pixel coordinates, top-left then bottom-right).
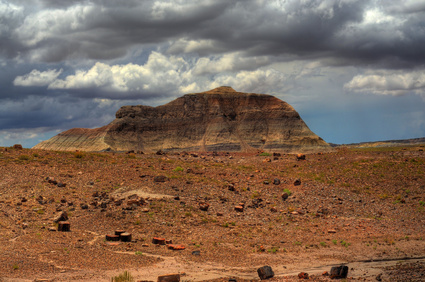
<box><xmin>2</xmin><ymin>0</ymin><xmax>423</xmax><ymax>68</ymax></box>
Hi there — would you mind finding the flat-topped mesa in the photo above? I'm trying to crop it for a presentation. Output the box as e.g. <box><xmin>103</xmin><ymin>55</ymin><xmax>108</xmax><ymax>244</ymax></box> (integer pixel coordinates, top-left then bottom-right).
<box><xmin>34</xmin><ymin>87</ymin><xmax>332</xmax><ymax>153</ymax></box>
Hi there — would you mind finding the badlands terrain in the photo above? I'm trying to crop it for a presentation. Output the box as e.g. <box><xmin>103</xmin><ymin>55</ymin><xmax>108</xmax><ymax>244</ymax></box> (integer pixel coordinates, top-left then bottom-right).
<box><xmin>0</xmin><ymin>145</ymin><xmax>424</xmax><ymax>281</ymax></box>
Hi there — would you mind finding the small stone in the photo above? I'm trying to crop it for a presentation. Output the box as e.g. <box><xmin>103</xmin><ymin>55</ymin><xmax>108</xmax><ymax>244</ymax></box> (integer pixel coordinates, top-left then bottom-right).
<box><xmin>53</xmin><ymin>211</ymin><xmax>68</xmax><ymax>223</ymax></box>
<box><xmin>167</xmin><ymin>244</ymin><xmax>185</xmax><ymax>250</ymax></box>
<box><xmin>270</xmin><ymin>207</ymin><xmax>278</xmax><ymax>212</ymax></box>
<box><xmin>57</xmin><ymin>221</ymin><xmax>70</xmax><ymax>232</ymax></box>
<box><xmin>120</xmin><ymin>232</ymin><xmax>132</xmax><ymax>242</ymax></box>
<box><xmin>330</xmin><ymin>265</ymin><xmax>348</xmax><ymax>279</ymax></box>
<box><xmin>273</xmin><ymin>178</ymin><xmax>281</xmax><ymax>185</ymax></box>
<box><xmin>327</xmin><ymin>229</ymin><xmax>337</xmax><ymax>233</ymax></box>
<box><xmin>257</xmin><ymin>265</ymin><xmax>274</xmax><ymax>280</ymax></box>
<box><xmin>228</xmin><ymin>184</ymin><xmax>236</xmax><ymax>191</ymax></box>
<box><xmin>296</xmin><ymin>154</ymin><xmax>306</xmax><ymax>161</ymax></box>
<box><xmin>154</xmin><ymin>175</ymin><xmax>167</xmax><ymax>182</ymax></box>
<box><xmin>106</xmin><ymin>234</ymin><xmax>120</xmax><ymax>241</ymax></box>
<box><xmin>48</xmin><ymin>227</ymin><xmax>57</xmax><ymax>232</ymax></box>
<box><xmin>235</xmin><ymin>205</ymin><xmax>244</xmax><ymax>212</ymax></box>
<box><xmin>192</xmin><ymin>250</ymin><xmax>200</xmax><ymax>256</ymax></box>
<box><xmin>157</xmin><ymin>273</ymin><xmax>180</xmax><ymax>282</ymax></box>
<box><xmin>115</xmin><ymin>230</ymin><xmax>125</xmax><ymax>236</ymax></box>
<box><xmin>199</xmin><ymin>202</ymin><xmax>210</xmax><ymax>211</ymax></box>
<box><xmin>298</xmin><ymin>272</ymin><xmax>309</xmax><ymax>279</ymax></box>
<box><xmin>281</xmin><ymin>193</ymin><xmax>289</xmax><ymax>200</ymax></box>
<box><xmin>294</xmin><ymin>179</ymin><xmax>301</xmax><ymax>186</ymax></box>
<box><xmin>152</xmin><ymin>237</ymin><xmax>166</xmax><ymax>245</ymax></box>
<box><xmin>80</xmin><ymin>203</ymin><xmax>89</xmax><ymax>209</ymax></box>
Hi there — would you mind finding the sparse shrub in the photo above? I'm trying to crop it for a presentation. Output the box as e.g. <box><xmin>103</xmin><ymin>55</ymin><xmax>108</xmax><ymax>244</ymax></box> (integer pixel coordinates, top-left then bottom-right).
<box><xmin>332</xmin><ymin>239</ymin><xmax>338</xmax><ymax>245</ymax></box>
<box><xmin>259</xmin><ymin>152</ymin><xmax>271</xmax><ymax>156</ymax></box>
<box><xmin>12</xmin><ymin>264</ymin><xmax>19</xmax><ymax>270</ymax></box>
<box><xmin>111</xmin><ymin>271</ymin><xmax>134</xmax><ymax>282</ymax></box>
<box><xmin>419</xmin><ymin>201</ymin><xmax>425</xmax><ymax>206</ymax></box>
<box><xmin>135</xmin><ymin>251</ymin><xmax>143</xmax><ymax>256</ymax></box>
<box><xmin>320</xmin><ymin>241</ymin><xmax>327</xmax><ymax>247</ymax></box>
<box><xmin>294</xmin><ymin>241</ymin><xmax>302</xmax><ymax>246</ymax></box>
<box><xmin>379</xmin><ymin>193</ymin><xmax>390</xmax><ymax>199</ymax></box>
<box><xmin>173</xmin><ymin>166</ymin><xmax>184</xmax><ymax>172</ymax></box>
<box><xmin>268</xmin><ymin>246</ymin><xmax>279</xmax><ymax>253</ymax></box>
<box><xmin>283</xmin><ymin>188</ymin><xmax>292</xmax><ymax>196</ymax></box>
<box><xmin>251</xmin><ymin>191</ymin><xmax>261</xmax><ymax>198</ymax></box>
<box><xmin>340</xmin><ymin>240</ymin><xmax>351</xmax><ymax>247</ymax></box>
<box><xmin>18</xmin><ymin>155</ymin><xmax>30</xmax><ymax>161</ymax></box>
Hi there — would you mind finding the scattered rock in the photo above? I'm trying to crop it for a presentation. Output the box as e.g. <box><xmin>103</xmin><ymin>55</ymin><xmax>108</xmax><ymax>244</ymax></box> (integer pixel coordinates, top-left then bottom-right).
<box><xmin>298</xmin><ymin>272</ymin><xmax>309</xmax><ymax>279</ymax></box>
<box><xmin>294</xmin><ymin>179</ymin><xmax>301</xmax><ymax>186</ymax></box>
<box><xmin>199</xmin><ymin>202</ymin><xmax>210</xmax><ymax>211</ymax></box>
<box><xmin>157</xmin><ymin>273</ymin><xmax>180</xmax><ymax>282</ymax></box>
<box><xmin>120</xmin><ymin>232</ymin><xmax>132</xmax><ymax>242</ymax></box>
<box><xmin>154</xmin><ymin>175</ymin><xmax>168</xmax><ymax>182</ymax></box>
<box><xmin>53</xmin><ymin>211</ymin><xmax>68</xmax><ymax>223</ymax></box>
<box><xmin>57</xmin><ymin>221</ymin><xmax>70</xmax><ymax>232</ymax></box>
<box><xmin>152</xmin><ymin>237</ymin><xmax>166</xmax><ymax>245</ymax></box>
<box><xmin>273</xmin><ymin>178</ymin><xmax>281</xmax><ymax>185</ymax></box>
<box><xmin>296</xmin><ymin>154</ymin><xmax>306</xmax><ymax>161</ymax></box>
<box><xmin>330</xmin><ymin>265</ymin><xmax>348</xmax><ymax>279</ymax></box>
<box><xmin>106</xmin><ymin>234</ymin><xmax>120</xmax><ymax>241</ymax></box>
<box><xmin>115</xmin><ymin>230</ymin><xmax>125</xmax><ymax>236</ymax></box>
<box><xmin>257</xmin><ymin>265</ymin><xmax>274</xmax><ymax>280</ymax></box>
<box><xmin>234</xmin><ymin>205</ymin><xmax>244</xmax><ymax>212</ymax></box>
<box><xmin>281</xmin><ymin>193</ymin><xmax>289</xmax><ymax>201</ymax></box>
<box><xmin>167</xmin><ymin>244</ymin><xmax>185</xmax><ymax>250</ymax></box>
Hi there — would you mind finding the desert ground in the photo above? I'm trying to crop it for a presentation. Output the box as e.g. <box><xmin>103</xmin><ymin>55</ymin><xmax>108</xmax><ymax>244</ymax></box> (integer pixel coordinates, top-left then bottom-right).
<box><xmin>0</xmin><ymin>145</ymin><xmax>424</xmax><ymax>281</ymax></box>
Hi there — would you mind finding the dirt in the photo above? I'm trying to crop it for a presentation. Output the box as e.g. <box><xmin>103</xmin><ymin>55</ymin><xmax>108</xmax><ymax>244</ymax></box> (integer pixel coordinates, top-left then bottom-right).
<box><xmin>0</xmin><ymin>146</ymin><xmax>424</xmax><ymax>281</ymax></box>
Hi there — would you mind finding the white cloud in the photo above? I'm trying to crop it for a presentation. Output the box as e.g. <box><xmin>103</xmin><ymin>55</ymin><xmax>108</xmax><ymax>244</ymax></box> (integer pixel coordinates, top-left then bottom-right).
<box><xmin>344</xmin><ymin>70</ymin><xmax>425</xmax><ymax>96</ymax></box>
<box><xmin>13</xmin><ymin>69</ymin><xmax>63</xmax><ymax>87</ymax></box>
<box><xmin>192</xmin><ymin>52</ymin><xmax>270</xmax><ymax>75</ymax></box>
<box><xmin>15</xmin><ymin>51</ymin><xmax>290</xmax><ymax>97</ymax></box>
<box><xmin>48</xmin><ymin>52</ymin><xmax>190</xmax><ymax>93</ymax></box>
<box><xmin>167</xmin><ymin>38</ymin><xmax>225</xmax><ymax>55</ymax></box>
<box><xmin>15</xmin><ymin>4</ymin><xmax>96</xmax><ymax>47</ymax></box>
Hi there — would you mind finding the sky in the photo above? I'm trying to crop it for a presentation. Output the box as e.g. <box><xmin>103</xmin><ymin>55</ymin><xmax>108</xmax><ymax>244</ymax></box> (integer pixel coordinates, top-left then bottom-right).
<box><xmin>1</xmin><ymin>0</ymin><xmax>425</xmax><ymax>148</ymax></box>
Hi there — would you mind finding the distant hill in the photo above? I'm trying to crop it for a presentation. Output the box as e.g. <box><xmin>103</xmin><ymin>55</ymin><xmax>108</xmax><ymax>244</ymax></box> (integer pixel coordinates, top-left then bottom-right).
<box><xmin>331</xmin><ymin>137</ymin><xmax>425</xmax><ymax>148</ymax></box>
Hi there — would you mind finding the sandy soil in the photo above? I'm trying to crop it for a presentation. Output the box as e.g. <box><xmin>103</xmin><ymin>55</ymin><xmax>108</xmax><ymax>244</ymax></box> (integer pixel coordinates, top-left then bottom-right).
<box><xmin>0</xmin><ymin>145</ymin><xmax>424</xmax><ymax>281</ymax></box>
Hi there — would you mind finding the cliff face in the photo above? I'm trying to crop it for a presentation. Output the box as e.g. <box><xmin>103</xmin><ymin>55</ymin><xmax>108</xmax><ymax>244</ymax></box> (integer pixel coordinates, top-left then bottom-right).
<box><xmin>34</xmin><ymin>86</ymin><xmax>331</xmax><ymax>153</ymax></box>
